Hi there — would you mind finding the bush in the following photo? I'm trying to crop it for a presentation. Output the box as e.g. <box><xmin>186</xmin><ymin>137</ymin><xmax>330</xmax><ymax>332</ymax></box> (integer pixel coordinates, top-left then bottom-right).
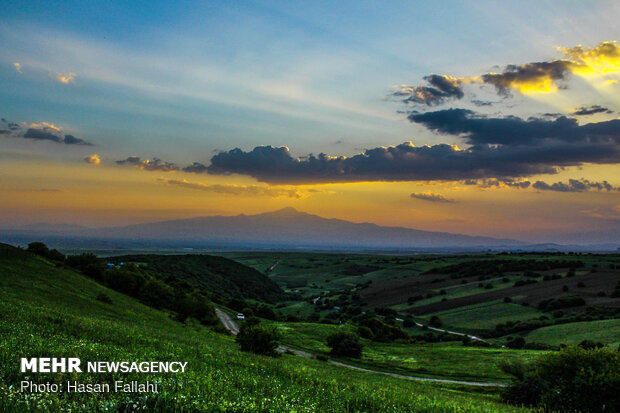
<box><xmin>326</xmin><ymin>331</ymin><xmax>363</xmax><ymax>358</ymax></box>
<box><xmin>95</xmin><ymin>292</ymin><xmax>113</xmax><ymax>304</ymax></box>
<box><xmin>429</xmin><ymin>316</ymin><xmax>442</xmax><ymax>328</ymax></box>
<box><xmin>357</xmin><ymin>326</ymin><xmax>374</xmax><ymax>340</ymax></box>
<box><xmin>315</xmin><ymin>354</ymin><xmax>328</xmax><ymax>362</ymax></box>
<box><xmin>236</xmin><ymin>323</ymin><xmax>281</xmax><ymax>357</ymax></box>
<box><xmin>501</xmin><ymin>346</ymin><xmax>620</xmax><ymax>412</ymax></box>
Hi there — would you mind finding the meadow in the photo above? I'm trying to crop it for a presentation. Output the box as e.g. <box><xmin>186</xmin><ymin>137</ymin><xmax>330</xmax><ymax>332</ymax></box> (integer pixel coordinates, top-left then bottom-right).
<box><xmin>0</xmin><ymin>244</ymin><xmax>529</xmax><ymax>412</ymax></box>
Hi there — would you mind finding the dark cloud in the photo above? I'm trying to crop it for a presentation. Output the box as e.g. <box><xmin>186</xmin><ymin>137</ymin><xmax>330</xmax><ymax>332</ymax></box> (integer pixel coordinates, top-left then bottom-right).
<box><xmin>63</xmin><ymin>134</ymin><xmax>92</xmax><ymax>145</ymax></box>
<box><xmin>533</xmin><ymin>179</ymin><xmax>619</xmax><ymax>192</ymax></box>
<box><xmin>409</xmin><ymin>108</ymin><xmax>620</xmax><ymax>147</ymax></box>
<box><xmin>201</xmin><ymin>107</ymin><xmax>619</xmax><ymax>184</ymax></box>
<box><xmin>23</xmin><ymin>128</ymin><xmax>63</xmax><ymax>143</ymax></box>
<box><xmin>394</xmin><ymin>74</ymin><xmax>464</xmax><ymax>106</ymax></box>
<box><xmin>183</xmin><ymin>162</ymin><xmax>209</xmax><ymax>173</ymax></box>
<box><xmin>1</xmin><ymin>118</ymin><xmax>92</xmax><ymax>145</ymax></box>
<box><xmin>116</xmin><ymin>156</ymin><xmax>179</xmax><ymax>172</ymax></box>
<box><xmin>410</xmin><ymin>192</ymin><xmax>456</xmax><ymax>203</ymax></box>
<box><xmin>202</xmin><ymin>142</ymin><xmax>578</xmax><ymax>184</ymax></box>
<box><xmin>571</xmin><ymin>105</ymin><xmax>613</xmax><ymax>116</ymax></box>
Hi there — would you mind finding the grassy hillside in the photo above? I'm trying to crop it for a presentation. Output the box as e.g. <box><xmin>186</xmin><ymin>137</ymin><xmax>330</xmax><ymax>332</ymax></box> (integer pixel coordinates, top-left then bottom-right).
<box><xmin>523</xmin><ymin>319</ymin><xmax>620</xmax><ymax>348</ymax></box>
<box><xmin>270</xmin><ymin>322</ymin><xmax>545</xmax><ymax>382</ymax></box>
<box><xmin>110</xmin><ymin>253</ymin><xmax>286</xmax><ymax>303</ymax></box>
<box><xmin>0</xmin><ymin>244</ymin><xmax>526</xmax><ymax>412</ymax></box>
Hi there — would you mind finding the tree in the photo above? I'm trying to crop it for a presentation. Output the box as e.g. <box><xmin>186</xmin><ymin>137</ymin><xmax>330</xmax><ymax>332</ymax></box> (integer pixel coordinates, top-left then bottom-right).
<box><xmin>429</xmin><ymin>316</ymin><xmax>442</xmax><ymax>328</ymax></box>
<box><xmin>326</xmin><ymin>331</ymin><xmax>363</xmax><ymax>358</ymax></box>
<box><xmin>236</xmin><ymin>323</ymin><xmax>281</xmax><ymax>357</ymax></box>
<box><xmin>501</xmin><ymin>346</ymin><xmax>620</xmax><ymax>412</ymax></box>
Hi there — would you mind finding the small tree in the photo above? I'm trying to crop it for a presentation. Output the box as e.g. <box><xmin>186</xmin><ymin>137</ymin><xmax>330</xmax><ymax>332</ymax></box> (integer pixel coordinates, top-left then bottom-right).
<box><xmin>326</xmin><ymin>331</ymin><xmax>363</xmax><ymax>358</ymax></box>
<box><xmin>429</xmin><ymin>316</ymin><xmax>442</xmax><ymax>328</ymax></box>
<box><xmin>236</xmin><ymin>323</ymin><xmax>281</xmax><ymax>357</ymax></box>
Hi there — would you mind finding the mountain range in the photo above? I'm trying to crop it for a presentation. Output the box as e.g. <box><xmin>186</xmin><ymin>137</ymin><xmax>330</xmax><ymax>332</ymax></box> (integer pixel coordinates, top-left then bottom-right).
<box><xmin>1</xmin><ymin>208</ymin><xmax>618</xmax><ymax>252</ymax></box>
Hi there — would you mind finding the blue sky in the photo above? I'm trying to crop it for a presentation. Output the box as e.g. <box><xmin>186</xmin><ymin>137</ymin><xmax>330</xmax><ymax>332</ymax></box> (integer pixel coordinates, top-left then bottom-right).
<box><xmin>1</xmin><ymin>1</ymin><xmax>619</xmax><ymax>239</ymax></box>
<box><xmin>3</xmin><ymin>0</ymin><xmax>618</xmax><ymax>160</ymax></box>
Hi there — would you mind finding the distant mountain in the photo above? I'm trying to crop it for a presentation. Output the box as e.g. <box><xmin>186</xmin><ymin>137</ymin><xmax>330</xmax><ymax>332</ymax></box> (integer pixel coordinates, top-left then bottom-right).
<box><xmin>4</xmin><ymin>208</ymin><xmax>617</xmax><ymax>251</ymax></box>
<box><xmin>83</xmin><ymin>207</ymin><xmax>524</xmax><ymax>249</ymax></box>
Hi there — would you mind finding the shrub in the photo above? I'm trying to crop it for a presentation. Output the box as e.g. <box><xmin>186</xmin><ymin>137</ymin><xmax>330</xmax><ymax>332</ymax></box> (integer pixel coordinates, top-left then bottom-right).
<box><xmin>236</xmin><ymin>323</ymin><xmax>281</xmax><ymax>357</ymax></box>
<box><xmin>502</xmin><ymin>346</ymin><xmax>620</xmax><ymax>412</ymax></box>
<box><xmin>357</xmin><ymin>326</ymin><xmax>374</xmax><ymax>340</ymax></box>
<box><xmin>506</xmin><ymin>337</ymin><xmax>526</xmax><ymax>349</ymax></box>
<box><xmin>326</xmin><ymin>331</ymin><xmax>363</xmax><ymax>358</ymax></box>
<box><xmin>95</xmin><ymin>292</ymin><xmax>113</xmax><ymax>304</ymax></box>
<box><xmin>429</xmin><ymin>316</ymin><xmax>442</xmax><ymax>328</ymax></box>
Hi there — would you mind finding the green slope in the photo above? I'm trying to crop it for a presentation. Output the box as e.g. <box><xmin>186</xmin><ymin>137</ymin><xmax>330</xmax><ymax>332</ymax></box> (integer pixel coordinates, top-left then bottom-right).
<box><xmin>0</xmin><ymin>244</ymin><xmax>526</xmax><ymax>412</ymax></box>
<box><xmin>111</xmin><ymin>253</ymin><xmax>286</xmax><ymax>302</ymax></box>
<box><xmin>523</xmin><ymin>319</ymin><xmax>620</xmax><ymax>348</ymax></box>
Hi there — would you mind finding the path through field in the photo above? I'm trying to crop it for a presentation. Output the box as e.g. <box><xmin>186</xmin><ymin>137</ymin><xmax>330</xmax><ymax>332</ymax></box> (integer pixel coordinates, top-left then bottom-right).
<box><xmin>215</xmin><ymin>308</ymin><xmax>506</xmax><ymax>387</ymax></box>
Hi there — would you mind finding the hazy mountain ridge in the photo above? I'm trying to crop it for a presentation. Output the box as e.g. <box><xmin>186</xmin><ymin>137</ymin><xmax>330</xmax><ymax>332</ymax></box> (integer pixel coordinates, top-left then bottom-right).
<box><xmin>1</xmin><ymin>208</ymin><xmax>618</xmax><ymax>251</ymax></box>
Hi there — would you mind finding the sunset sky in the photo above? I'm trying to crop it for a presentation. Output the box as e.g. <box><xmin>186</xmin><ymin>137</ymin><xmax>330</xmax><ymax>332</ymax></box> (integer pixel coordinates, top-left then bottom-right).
<box><xmin>1</xmin><ymin>0</ymin><xmax>619</xmax><ymax>242</ymax></box>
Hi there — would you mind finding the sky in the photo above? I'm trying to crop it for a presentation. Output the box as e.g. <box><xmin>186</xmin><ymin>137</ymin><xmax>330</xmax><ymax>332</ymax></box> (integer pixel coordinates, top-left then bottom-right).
<box><xmin>0</xmin><ymin>0</ymin><xmax>619</xmax><ymax>242</ymax></box>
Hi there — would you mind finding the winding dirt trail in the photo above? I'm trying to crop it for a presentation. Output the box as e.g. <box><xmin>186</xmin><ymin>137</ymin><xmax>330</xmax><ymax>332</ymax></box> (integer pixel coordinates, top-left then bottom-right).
<box><xmin>215</xmin><ymin>308</ymin><xmax>507</xmax><ymax>387</ymax></box>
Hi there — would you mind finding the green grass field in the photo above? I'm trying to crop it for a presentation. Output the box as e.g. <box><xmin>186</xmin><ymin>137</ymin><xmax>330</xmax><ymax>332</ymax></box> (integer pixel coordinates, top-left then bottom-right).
<box><xmin>0</xmin><ymin>245</ymin><xmax>529</xmax><ymax>412</ymax></box>
<box><xmin>523</xmin><ymin>319</ymin><xmax>620</xmax><ymax>348</ymax></box>
<box><xmin>271</xmin><ymin>322</ymin><xmax>544</xmax><ymax>382</ymax></box>
<box><xmin>430</xmin><ymin>301</ymin><xmax>544</xmax><ymax>331</ymax></box>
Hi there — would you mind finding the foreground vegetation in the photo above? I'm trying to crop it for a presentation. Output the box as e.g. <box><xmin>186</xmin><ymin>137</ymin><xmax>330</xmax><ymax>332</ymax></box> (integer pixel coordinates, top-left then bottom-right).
<box><xmin>0</xmin><ymin>244</ymin><xmax>528</xmax><ymax>412</ymax></box>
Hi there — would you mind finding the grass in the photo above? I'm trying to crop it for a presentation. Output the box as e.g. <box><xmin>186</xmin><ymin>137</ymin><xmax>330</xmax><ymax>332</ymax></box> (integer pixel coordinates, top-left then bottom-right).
<box><xmin>0</xmin><ymin>244</ymin><xmax>529</xmax><ymax>412</ymax></box>
<box><xmin>523</xmin><ymin>319</ymin><xmax>620</xmax><ymax>348</ymax></box>
<box><xmin>271</xmin><ymin>322</ymin><xmax>545</xmax><ymax>382</ymax></box>
<box><xmin>430</xmin><ymin>301</ymin><xmax>544</xmax><ymax>331</ymax></box>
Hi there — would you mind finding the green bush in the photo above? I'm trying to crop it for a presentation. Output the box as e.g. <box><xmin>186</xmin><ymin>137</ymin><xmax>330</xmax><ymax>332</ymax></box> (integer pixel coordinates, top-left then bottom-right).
<box><xmin>501</xmin><ymin>346</ymin><xmax>620</xmax><ymax>412</ymax></box>
<box><xmin>326</xmin><ymin>331</ymin><xmax>363</xmax><ymax>358</ymax></box>
<box><xmin>236</xmin><ymin>323</ymin><xmax>281</xmax><ymax>357</ymax></box>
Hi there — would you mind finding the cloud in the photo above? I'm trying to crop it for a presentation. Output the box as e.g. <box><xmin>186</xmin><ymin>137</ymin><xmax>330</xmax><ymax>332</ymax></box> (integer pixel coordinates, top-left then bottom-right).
<box><xmin>56</xmin><ymin>72</ymin><xmax>76</xmax><ymax>84</ymax></box>
<box><xmin>410</xmin><ymin>192</ymin><xmax>456</xmax><ymax>203</ymax></box>
<box><xmin>480</xmin><ymin>60</ymin><xmax>575</xmax><ymax>95</ymax></box>
<box><xmin>182</xmin><ymin>162</ymin><xmax>209</xmax><ymax>173</ymax></box>
<box><xmin>393</xmin><ymin>74</ymin><xmax>465</xmax><ymax>106</ymax></box>
<box><xmin>158</xmin><ymin>178</ymin><xmax>304</xmax><ymax>199</ymax></box>
<box><xmin>571</xmin><ymin>105</ymin><xmax>613</xmax><ymax>116</ymax></box>
<box><xmin>397</xmin><ymin>41</ymin><xmax>620</xmax><ymax>106</ymax></box>
<box><xmin>468</xmin><ymin>178</ymin><xmax>532</xmax><ymax>189</ymax></box>
<box><xmin>1</xmin><ymin>118</ymin><xmax>92</xmax><ymax>145</ymax></box>
<box><xmin>116</xmin><ymin>156</ymin><xmax>179</xmax><ymax>172</ymax></box>
<box><xmin>28</xmin><ymin>121</ymin><xmax>61</xmax><ymax>133</ymax></box>
<box><xmin>202</xmin><ymin>140</ymin><xmax>593</xmax><ymax>184</ymax></box>
<box><xmin>13</xmin><ymin>62</ymin><xmax>22</xmax><ymax>73</ymax></box>
<box><xmin>63</xmin><ymin>134</ymin><xmax>92</xmax><ymax>145</ymax></box>
<box><xmin>409</xmin><ymin>108</ymin><xmax>620</xmax><ymax>147</ymax></box>
<box><xmin>84</xmin><ymin>154</ymin><xmax>101</xmax><ymax>165</ymax></box>
<box><xmin>532</xmin><ymin>179</ymin><xmax>619</xmax><ymax>192</ymax></box>
<box><xmin>23</xmin><ymin>128</ymin><xmax>63</xmax><ymax>143</ymax></box>
<box><xmin>202</xmin><ymin>107</ymin><xmax>619</xmax><ymax>184</ymax></box>
<box><xmin>559</xmin><ymin>41</ymin><xmax>620</xmax><ymax>76</ymax></box>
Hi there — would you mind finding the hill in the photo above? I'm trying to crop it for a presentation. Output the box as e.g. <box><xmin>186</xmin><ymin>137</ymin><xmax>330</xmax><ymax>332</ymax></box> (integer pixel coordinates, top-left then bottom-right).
<box><xmin>109</xmin><ymin>253</ymin><xmax>286</xmax><ymax>303</ymax></box>
<box><xmin>0</xmin><ymin>243</ymin><xmax>526</xmax><ymax>412</ymax></box>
